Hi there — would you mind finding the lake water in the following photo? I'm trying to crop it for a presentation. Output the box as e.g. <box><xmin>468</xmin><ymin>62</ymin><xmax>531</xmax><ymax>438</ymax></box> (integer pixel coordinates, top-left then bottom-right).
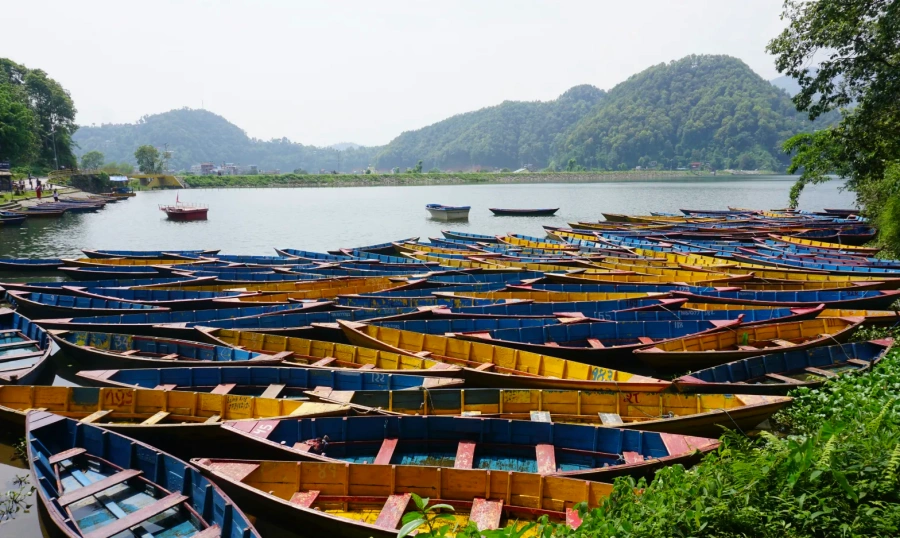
<box><xmin>0</xmin><ymin>176</ymin><xmax>855</xmax><ymax>536</ymax></box>
<box><xmin>0</xmin><ymin>176</ymin><xmax>854</xmax><ymax>259</ymax></box>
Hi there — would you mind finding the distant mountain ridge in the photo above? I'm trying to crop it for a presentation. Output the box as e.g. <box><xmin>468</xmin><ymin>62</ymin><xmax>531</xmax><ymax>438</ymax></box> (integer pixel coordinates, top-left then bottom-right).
<box><xmin>74</xmin><ymin>55</ymin><xmax>829</xmax><ymax>173</ymax></box>
<box><xmin>74</xmin><ymin>109</ymin><xmax>380</xmax><ymax>173</ymax></box>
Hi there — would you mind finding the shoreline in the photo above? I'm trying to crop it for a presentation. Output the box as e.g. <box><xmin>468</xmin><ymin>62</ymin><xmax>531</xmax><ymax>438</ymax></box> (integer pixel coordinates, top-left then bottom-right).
<box><xmin>181</xmin><ymin>170</ymin><xmax>780</xmax><ymax>189</ymax></box>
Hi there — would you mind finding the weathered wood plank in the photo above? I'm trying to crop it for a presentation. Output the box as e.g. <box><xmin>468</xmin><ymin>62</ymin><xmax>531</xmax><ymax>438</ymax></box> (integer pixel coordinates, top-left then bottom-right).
<box><xmin>260</xmin><ymin>384</ymin><xmax>286</xmax><ymax>399</ymax></box>
<box><xmin>373</xmin><ymin>438</ymin><xmax>398</xmax><ymax>465</ymax></box>
<box><xmin>48</xmin><ymin>447</ymin><xmax>86</xmax><ymax>465</ymax></box>
<box><xmin>373</xmin><ymin>493</ymin><xmax>411</xmax><ymax>530</ymax></box>
<box><xmin>535</xmin><ymin>444</ymin><xmax>556</xmax><ymax>475</ymax></box>
<box><xmin>58</xmin><ymin>469</ymin><xmax>142</xmax><ymax>506</ymax></box>
<box><xmin>454</xmin><ymin>441</ymin><xmax>476</xmax><ymax>469</ymax></box>
<box><xmin>83</xmin><ymin>492</ymin><xmax>187</xmax><ymax>538</ymax></box>
<box><xmin>470</xmin><ymin>498</ymin><xmax>503</xmax><ymax>531</ymax></box>
<box><xmin>140</xmin><ymin>411</ymin><xmax>171</xmax><ymax>425</ymax></box>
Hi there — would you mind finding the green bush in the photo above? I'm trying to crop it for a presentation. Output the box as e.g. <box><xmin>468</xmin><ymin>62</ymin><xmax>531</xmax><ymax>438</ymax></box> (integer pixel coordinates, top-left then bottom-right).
<box><xmin>68</xmin><ymin>173</ymin><xmax>111</xmax><ymax>193</ymax></box>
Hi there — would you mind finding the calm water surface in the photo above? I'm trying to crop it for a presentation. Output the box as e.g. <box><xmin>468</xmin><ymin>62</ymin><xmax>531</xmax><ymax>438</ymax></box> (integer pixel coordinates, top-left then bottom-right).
<box><xmin>1</xmin><ymin>176</ymin><xmax>854</xmax><ymax>258</ymax></box>
<box><xmin>0</xmin><ymin>177</ymin><xmax>854</xmax><ymax>537</ymax></box>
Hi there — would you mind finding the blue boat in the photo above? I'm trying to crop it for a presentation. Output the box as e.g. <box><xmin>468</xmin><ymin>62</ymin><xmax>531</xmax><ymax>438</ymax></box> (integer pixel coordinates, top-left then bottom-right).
<box><xmin>48</xmin><ymin>330</ymin><xmax>283</xmax><ymax>369</ymax></box>
<box><xmin>31</xmin><ymin>301</ymin><xmax>336</xmax><ymax>339</ymax></box>
<box><xmin>0</xmin><ymin>275</ymin><xmax>215</xmax><ymax>295</ymax></box>
<box><xmin>395</xmin><ymin>297</ymin><xmax>691</xmax><ymax>318</ymax></box>
<box><xmin>450</xmin><ymin>318</ymin><xmax>741</xmax><ymax>368</ymax></box>
<box><xmin>77</xmin><ymin>366</ymin><xmax>462</xmax><ymax>395</ymax></box>
<box><xmin>187</xmin><ymin>306</ymin><xmax>423</xmax><ymax>335</ymax></box>
<box><xmin>672</xmin><ymin>288</ymin><xmax>900</xmax><ymax>309</ymax></box>
<box><xmin>274</xmin><ymin>248</ymin><xmax>356</xmax><ymax>262</ymax></box>
<box><xmin>0</xmin><ymin>308</ymin><xmax>51</xmax><ymax>385</ymax></box>
<box><xmin>332</xmin><ymin>236</ymin><xmax>419</xmax><ymax>256</ymax></box>
<box><xmin>372</xmin><ymin>317</ymin><xmax>560</xmax><ymax>334</ymax></box>
<box><xmin>341</xmin><ymin>250</ymin><xmax>435</xmax><ymax>265</ymax></box>
<box><xmin>0</xmin><ymin>258</ymin><xmax>64</xmax><ymax>271</ymax></box>
<box><xmin>441</xmin><ymin>230</ymin><xmax>500</xmax><ymax>243</ymax></box>
<box><xmin>591</xmin><ymin>304</ymin><xmax>824</xmax><ymax>326</ymax></box>
<box><xmin>82</xmin><ymin>248</ymin><xmax>218</xmax><ymax>259</ymax></box>
<box><xmin>336</xmin><ymin>294</ymin><xmax>516</xmax><ymax>309</ymax></box>
<box><xmin>212</xmin><ymin>254</ymin><xmax>303</xmax><ymax>265</ymax></box>
<box><xmin>219</xmin><ymin>415</ymin><xmax>718</xmax><ymax>481</ymax></box>
<box><xmin>59</xmin><ymin>265</ymin><xmax>163</xmax><ymax>280</ymax></box>
<box><xmin>27</xmin><ymin>412</ymin><xmax>261</xmax><ymax>538</ymax></box>
<box><xmin>68</xmin><ymin>286</ymin><xmax>254</xmax><ymax>311</ymax></box>
<box><xmin>6</xmin><ymin>290</ymin><xmax>170</xmax><ymax>319</ymax></box>
<box><xmin>674</xmin><ymin>339</ymin><xmax>894</xmax><ymax>394</ymax></box>
<box><xmin>178</xmin><ymin>270</ymin><xmax>328</xmax><ymax>283</ymax></box>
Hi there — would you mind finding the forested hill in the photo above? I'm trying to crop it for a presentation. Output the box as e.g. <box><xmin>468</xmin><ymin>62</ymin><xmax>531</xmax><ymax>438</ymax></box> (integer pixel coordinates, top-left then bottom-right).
<box><xmin>374</xmin><ymin>85</ymin><xmax>606</xmax><ymax>171</ymax></box>
<box><xmin>73</xmin><ymin>109</ymin><xmax>380</xmax><ymax>173</ymax></box>
<box><xmin>555</xmin><ymin>55</ymin><xmax>831</xmax><ymax>171</ymax></box>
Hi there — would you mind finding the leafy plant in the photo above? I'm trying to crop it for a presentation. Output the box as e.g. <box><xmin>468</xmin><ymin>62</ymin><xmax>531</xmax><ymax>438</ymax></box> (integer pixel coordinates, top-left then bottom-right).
<box><xmin>0</xmin><ymin>475</ymin><xmax>34</xmax><ymax>522</ymax></box>
<box><xmin>397</xmin><ymin>493</ymin><xmax>458</xmax><ymax>538</ymax></box>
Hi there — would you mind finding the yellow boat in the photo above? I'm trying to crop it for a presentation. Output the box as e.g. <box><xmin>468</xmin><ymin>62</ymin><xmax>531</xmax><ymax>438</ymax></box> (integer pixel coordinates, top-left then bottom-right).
<box><xmin>336</xmin><ymin>320</ymin><xmax>670</xmax><ymax>392</ymax></box>
<box><xmin>393</xmin><ymin>242</ymin><xmax>486</xmax><ymax>256</ymax></box>
<box><xmin>544</xmin><ymin>271</ymin><xmax>752</xmax><ymax>286</ymax></box>
<box><xmin>307</xmin><ymin>384</ymin><xmax>791</xmax><ymax>438</ymax></box>
<box><xmin>193</xmin><ymin>457</ymin><xmax>615</xmax><ymax>538</ymax></box>
<box><xmin>63</xmin><ymin>257</ymin><xmax>206</xmax><ymax>267</ymax></box>
<box><xmin>197</xmin><ymin>327</ymin><xmax>467</xmax><ymax>377</ymax></box>
<box><xmin>632</xmin><ymin>248</ymin><xmax>890</xmax><ymax>283</ymax></box>
<box><xmin>432</xmin><ymin>290</ymin><xmax>662</xmax><ymax>302</ymax></box>
<box><xmin>769</xmin><ymin>234</ymin><xmax>882</xmax><ymax>253</ymax></box>
<box><xmin>634</xmin><ymin>317</ymin><xmax>863</xmax><ymax>371</ymax></box>
<box><xmin>0</xmin><ymin>385</ymin><xmax>349</xmax><ymax>455</ymax></box>
<box><xmin>499</xmin><ymin>235</ymin><xmax>580</xmax><ymax>250</ymax></box>
<box><xmin>408</xmin><ymin>253</ymin><xmax>583</xmax><ymax>272</ymax></box>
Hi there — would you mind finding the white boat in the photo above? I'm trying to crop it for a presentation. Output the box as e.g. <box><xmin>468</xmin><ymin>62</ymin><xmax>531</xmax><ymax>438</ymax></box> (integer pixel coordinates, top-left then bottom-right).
<box><xmin>426</xmin><ymin>204</ymin><xmax>470</xmax><ymax>221</ymax></box>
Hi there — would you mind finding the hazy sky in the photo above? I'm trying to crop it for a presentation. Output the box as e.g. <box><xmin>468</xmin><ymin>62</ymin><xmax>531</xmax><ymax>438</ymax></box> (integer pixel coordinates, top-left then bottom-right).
<box><xmin>6</xmin><ymin>0</ymin><xmax>790</xmax><ymax>147</ymax></box>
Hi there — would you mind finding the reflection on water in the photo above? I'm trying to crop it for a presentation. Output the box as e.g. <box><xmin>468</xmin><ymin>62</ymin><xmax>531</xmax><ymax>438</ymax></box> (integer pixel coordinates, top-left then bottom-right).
<box><xmin>0</xmin><ymin>177</ymin><xmax>854</xmax><ymax>258</ymax></box>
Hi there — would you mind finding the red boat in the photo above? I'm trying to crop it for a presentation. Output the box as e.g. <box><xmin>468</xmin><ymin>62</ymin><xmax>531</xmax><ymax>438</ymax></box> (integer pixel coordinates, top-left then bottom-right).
<box><xmin>159</xmin><ymin>200</ymin><xmax>208</xmax><ymax>221</ymax></box>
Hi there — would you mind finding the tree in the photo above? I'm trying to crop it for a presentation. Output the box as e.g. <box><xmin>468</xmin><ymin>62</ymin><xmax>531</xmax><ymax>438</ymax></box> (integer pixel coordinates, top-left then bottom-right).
<box><xmin>0</xmin><ymin>83</ymin><xmax>38</xmax><ymax>164</ymax></box>
<box><xmin>412</xmin><ymin>160</ymin><xmax>423</xmax><ymax>174</ymax></box>
<box><xmin>767</xmin><ymin>0</ymin><xmax>900</xmax><ymax>217</ymax></box>
<box><xmin>24</xmin><ymin>68</ymin><xmax>78</xmax><ymax>169</ymax></box>
<box><xmin>134</xmin><ymin>145</ymin><xmax>160</xmax><ymax>173</ymax></box>
<box><xmin>80</xmin><ymin>150</ymin><xmax>104</xmax><ymax>170</ymax></box>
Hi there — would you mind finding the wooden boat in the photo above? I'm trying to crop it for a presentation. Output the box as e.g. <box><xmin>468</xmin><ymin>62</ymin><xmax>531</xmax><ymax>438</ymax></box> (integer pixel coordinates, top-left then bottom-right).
<box><xmin>441</xmin><ymin>230</ymin><xmax>501</xmax><ymax>243</ymax></box>
<box><xmin>82</xmin><ymin>249</ymin><xmax>219</xmax><ymax>259</ymax></box>
<box><xmin>59</xmin><ymin>265</ymin><xmax>163</xmax><ymax>280</ymax></box>
<box><xmin>371</xmin><ymin>317</ymin><xmax>740</xmax><ymax>370</ymax></box>
<box><xmin>673</xmin><ymin>339</ymin><xmax>894</xmax><ymax>394</ymax></box>
<box><xmin>194</xmin><ymin>457</ymin><xmax>614</xmax><ymax>537</ymax></box>
<box><xmin>543</xmin><ymin>270</ymin><xmax>752</xmax><ymax>286</ymax></box>
<box><xmin>566</xmin><ymin>304</ymin><xmax>825</xmax><ymax>327</ymax></box>
<box><xmin>76</xmin><ymin>366</ymin><xmax>462</xmax><ymax>394</ymax></box>
<box><xmin>204</xmin><ymin>326</ymin><xmax>670</xmax><ymax>392</ymax></box>
<box><xmin>822</xmin><ymin>208</ymin><xmax>859</xmax><ymax>217</ymax></box>
<box><xmin>0</xmin><ymin>257</ymin><xmax>63</xmax><ymax>271</ymax></box>
<box><xmin>425</xmin><ymin>204</ymin><xmax>470</xmax><ymax>220</ymax></box>
<box><xmin>196</xmin><ymin>327</ymin><xmax>467</xmax><ymax>377</ymax></box>
<box><xmin>0</xmin><ymin>212</ymin><xmax>26</xmax><ymax>225</ymax></box>
<box><xmin>633</xmin><ymin>317</ymin><xmax>864</xmax><ymax>371</ymax></box>
<box><xmin>0</xmin><ymin>275</ymin><xmax>217</xmax><ymax>295</ymax></box>
<box><xmin>499</xmin><ymin>234</ymin><xmax>580</xmax><ymax>251</ymax></box>
<box><xmin>432</xmin><ymin>290</ymin><xmax>665</xmax><ymax>303</ymax></box>
<box><xmin>0</xmin><ymin>308</ymin><xmax>52</xmax><ymax>385</ymax></box>
<box><xmin>7</xmin><ymin>208</ymin><xmax>66</xmax><ymax>218</ymax></box>
<box><xmin>27</xmin><ymin>412</ymin><xmax>261</xmax><ymax>538</ymax></box>
<box><xmin>220</xmin><ymin>415</ymin><xmax>719</xmax><ymax>481</ymax></box>
<box><xmin>671</xmin><ymin>288</ymin><xmax>900</xmax><ymax>309</ymax></box>
<box><xmin>490</xmin><ymin>208</ymin><xmax>559</xmax><ymax>216</ymax></box>
<box><xmin>32</xmin><ymin>301</ymin><xmax>335</xmax><ymax>340</ymax></box>
<box><xmin>5</xmin><ymin>290</ymin><xmax>170</xmax><ymax>319</ymax></box>
<box><xmin>307</xmin><ymin>386</ymin><xmax>792</xmax><ymax>438</ymax></box>
<box><xmin>370</xmin><ymin>297</ymin><xmax>691</xmax><ymax>320</ymax></box>
<box><xmin>63</xmin><ymin>257</ymin><xmax>215</xmax><ymax>267</ymax></box>
<box><xmin>48</xmin><ymin>330</ymin><xmax>285</xmax><ymax>369</ymax></box>
<box><xmin>160</xmin><ymin>202</ymin><xmax>209</xmax><ymax>221</ymax></box>
<box><xmin>1</xmin><ymin>386</ymin><xmax>351</xmax><ymax>457</ymax></box>
<box><xmin>768</xmin><ymin>234</ymin><xmax>881</xmax><ymax>255</ymax></box>
<box><xmin>66</xmin><ymin>286</ymin><xmax>258</xmax><ymax>311</ymax></box>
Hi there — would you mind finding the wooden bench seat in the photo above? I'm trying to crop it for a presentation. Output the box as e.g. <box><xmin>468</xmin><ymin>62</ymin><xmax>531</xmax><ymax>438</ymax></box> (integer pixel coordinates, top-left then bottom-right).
<box><xmin>79</xmin><ymin>409</ymin><xmax>112</xmax><ymax>424</ymax></box>
<box><xmin>373</xmin><ymin>493</ymin><xmax>411</xmax><ymax>530</ymax></box>
<box><xmin>311</xmin><ymin>357</ymin><xmax>336</xmax><ymax>367</ymax></box>
<box><xmin>535</xmin><ymin>444</ymin><xmax>556</xmax><ymax>475</ymax></box>
<box><xmin>373</xmin><ymin>438</ymin><xmax>398</xmax><ymax>465</ymax></box>
<box><xmin>598</xmin><ymin>413</ymin><xmax>623</xmax><ymax>426</ymax></box>
<box><xmin>622</xmin><ymin>451</ymin><xmax>644</xmax><ymax>464</ymax></box>
<box><xmin>765</xmin><ymin>373</ymin><xmax>801</xmax><ymax>384</ymax></box>
<box><xmin>192</xmin><ymin>524</ymin><xmax>221</xmax><ymax>538</ymax></box>
<box><xmin>260</xmin><ymin>384</ymin><xmax>286</xmax><ymax>399</ymax></box>
<box><xmin>846</xmin><ymin>358</ymin><xmax>872</xmax><ymax>367</ymax></box>
<box><xmin>204</xmin><ymin>414</ymin><xmax>221</xmax><ymax>424</ymax></box>
<box><xmin>49</xmin><ymin>447</ymin><xmax>86</xmax><ymax>465</ymax></box>
<box><xmin>119</xmin><ymin>350</ymin><xmax>140</xmax><ymax>356</ymax></box>
<box><xmin>58</xmin><ymin>469</ymin><xmax>142</xmax><ymax>506</ymax></box>
<box><xmin>470</xmin><ymin>498</ymin><xmax>503</xmax><ymax>531</ymax></box>
<box><xmin>473</xmin><ymin>363</ymin><xmax>494</xmax><ymax>371</ymax></box>
<box><xmin>805</xmin><ymin>367</ymin><xmax>837</xmax><ymax>378</ymax></box>
<box><xmin>586</xmin><ymin>338</ymin><xmax>605</xmax><ymax>349</ymax></box>
<box><xmin>530</xmin><ymin>411</ymin><xmax>551</xmax><ymax>423</ymax></box>
<box><xmin>359</xmin><ymin>364</ymin><xmax>376</xmax><ymax>370</ymax></box>
<box><xmin>636</xmin><ymin>337</ymin><xmax>655</xmax><ymax>345</ymax></box>
<box><xmin>289</xmin><ymin>490</ymin><xmax>320</xmax><ymax>508</ymax></box>
<box><xmin>771</xmin><ymin>339</ymin><xmax>796</xmax><ymax>348</ymax></box>
<box><xmin>454</xmin><ymin>441</ymin><xmax>476</xmax><ymax>469</ymax></box>
<box><xmin>141</xmin><ymin>411</ymin><xmax>171</xmax><ymax>425</ymax></box>
<box><xmin>154</xmin><ymin>384</ymin><xmax>177</xmax><ymax>391</ymax></box>
<box><xmin>210</xmin><ymin>384</ymin><xmax>235</xmax><ymax>395</ymax></box>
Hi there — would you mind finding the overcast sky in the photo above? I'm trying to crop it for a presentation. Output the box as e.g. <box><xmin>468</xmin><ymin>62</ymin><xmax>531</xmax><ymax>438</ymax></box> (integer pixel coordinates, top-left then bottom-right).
<box><xmin>6</xmin><ymin>0</ymin><xmax>789</xmax><ymax>147</ymax></box>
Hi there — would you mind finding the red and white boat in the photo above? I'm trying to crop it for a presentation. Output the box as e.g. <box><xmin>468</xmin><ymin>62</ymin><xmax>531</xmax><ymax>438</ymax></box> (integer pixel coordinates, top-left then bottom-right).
<box><xmin>159</xmin><ymin>195</ymin><xmax>208</xmax><ymax>221</ymax></box>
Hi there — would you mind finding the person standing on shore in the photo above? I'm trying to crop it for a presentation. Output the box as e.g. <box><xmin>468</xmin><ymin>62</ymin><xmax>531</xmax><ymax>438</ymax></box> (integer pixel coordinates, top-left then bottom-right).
<box><xmin>53</xmin><ymin>189</ymin><xmax>59</xmax><ymax>202</ymax></box>
<box><xmin>36</xmin><ymin>182</ymin><xmax>42</xmax><ymax>200</ymax></box>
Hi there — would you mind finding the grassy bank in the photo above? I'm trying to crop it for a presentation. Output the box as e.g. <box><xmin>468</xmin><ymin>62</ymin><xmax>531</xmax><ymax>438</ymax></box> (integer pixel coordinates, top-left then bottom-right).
<box><xmin>181</xmin><ymin>170</ymin><xmax>770</xmax><ymax>189</ymax></box>
<box><xmin>404</xmin><ymin>328</ymin><xmax>900</xmax><ymax>537</ymax></box>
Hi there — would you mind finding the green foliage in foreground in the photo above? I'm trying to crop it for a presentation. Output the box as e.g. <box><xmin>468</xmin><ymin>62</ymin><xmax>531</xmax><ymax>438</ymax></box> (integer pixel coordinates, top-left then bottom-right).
<box><xmin>405</xmin><ymin>339</ymin><xmax>900</xmax><ymax>538</ymax></box>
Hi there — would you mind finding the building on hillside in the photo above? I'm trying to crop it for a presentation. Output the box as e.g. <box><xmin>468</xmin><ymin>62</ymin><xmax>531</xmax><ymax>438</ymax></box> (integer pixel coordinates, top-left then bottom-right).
<box><xmin>248</xmin><ymin>165</ymin><xmax>258</xmax><ymax>175</ymax></box>
<box><xmin>200</xmin><ymin>162</ymin><xmax>215</xmax><ymax>175</ymax></box>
